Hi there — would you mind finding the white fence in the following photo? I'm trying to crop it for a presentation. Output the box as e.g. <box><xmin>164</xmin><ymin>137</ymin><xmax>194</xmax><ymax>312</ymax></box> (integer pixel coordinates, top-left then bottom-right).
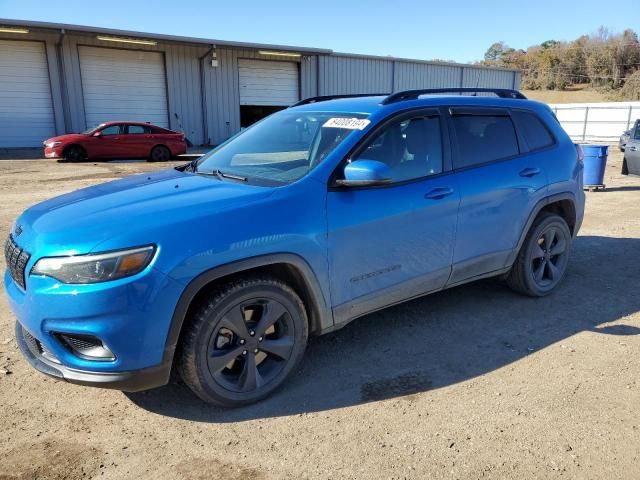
<box><xmin>549</xmin><ymin>102</ymin><xmax>640</xmax><ymax>142</ymax></box>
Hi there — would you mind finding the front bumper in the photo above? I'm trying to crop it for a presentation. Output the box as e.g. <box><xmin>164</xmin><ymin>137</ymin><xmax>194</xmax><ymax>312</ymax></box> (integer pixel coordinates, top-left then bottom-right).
<box><xmin>43</xmin><ymin>146</ymin><xmax>64</xmax><ymax>159</ymax></box>
<box><xmin>16</xmin><ymin>321</ymin><xmax>170</xmax><ymax>391</ymax></box>
<box><xmin>4</xmin><ymin>256</ymin><xmax>185</xmax><ymax>391</ymax></box>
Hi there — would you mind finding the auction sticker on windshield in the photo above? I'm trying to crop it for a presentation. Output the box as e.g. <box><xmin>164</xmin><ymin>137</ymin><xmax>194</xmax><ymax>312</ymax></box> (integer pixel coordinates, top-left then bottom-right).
<box><xmin>322</xmin><ymin>118</ymin><xmax>371</xmax><ymax>130</ymax></box>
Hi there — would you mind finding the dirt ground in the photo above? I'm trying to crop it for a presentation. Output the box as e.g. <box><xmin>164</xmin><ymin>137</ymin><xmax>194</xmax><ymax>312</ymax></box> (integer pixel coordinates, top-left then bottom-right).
<box><xmin>0</xmin><ymin>151</ymin><xmax>639</xmax><ymax>480</ymax></box>
<box><xmin>522</xmin><ymin>87</ymin><xmax>612</xmax><ymax>104</ymax></box>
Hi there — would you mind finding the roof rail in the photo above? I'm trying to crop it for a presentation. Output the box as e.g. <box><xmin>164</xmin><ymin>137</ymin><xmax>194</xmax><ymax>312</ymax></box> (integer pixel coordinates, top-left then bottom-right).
<box><xmin>291</xmin><ymin>93</ymin><xmax>390</xmax><ymax>107</ymax></box>
<box><xmin>381</xmin><ymin>88</ymin><xmax>527</xmax><ymax>105</ymax></box>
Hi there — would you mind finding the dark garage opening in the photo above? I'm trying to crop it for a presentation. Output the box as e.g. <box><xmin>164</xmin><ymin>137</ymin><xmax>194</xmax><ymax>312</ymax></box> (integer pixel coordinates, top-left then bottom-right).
<box><xmin>240</xmin><ymin>105</ymin><xmax>287</xmax><ymax>128</ymax></box>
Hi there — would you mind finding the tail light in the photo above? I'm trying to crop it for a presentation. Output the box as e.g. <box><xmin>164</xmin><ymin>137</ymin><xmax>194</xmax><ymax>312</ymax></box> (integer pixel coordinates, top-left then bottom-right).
<box><xmin>575</xmin><ymin>143</ymin><xmax>584</xmax><ymax>163</ymax></box>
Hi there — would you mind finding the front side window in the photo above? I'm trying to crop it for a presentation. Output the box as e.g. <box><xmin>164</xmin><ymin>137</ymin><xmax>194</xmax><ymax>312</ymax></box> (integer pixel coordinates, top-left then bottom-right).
<box><xmin>195</xmin><ymin>111</ymin><xmax>370</xmax><ymax>185</ymax></box>
<box><xmin>100</xmin><ymin>125</ymin><xmax>122</xmax><ymax>136</ymax></box>
<box><xmin>452</xmin><ymin>113</ymin><xmax>519</xmax><ymax>169</ymax></box>
<box><xmin>353</xmin><ymin>115</ymin><xmax>443</xmax><ymax>182</ymax></box>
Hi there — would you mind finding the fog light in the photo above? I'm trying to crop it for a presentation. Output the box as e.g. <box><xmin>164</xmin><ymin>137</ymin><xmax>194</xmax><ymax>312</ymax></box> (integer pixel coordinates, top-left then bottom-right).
<box><xmin>56</xmin><ymin>333</ymin><xmax>115</xmax><ymax>361</ymax></box>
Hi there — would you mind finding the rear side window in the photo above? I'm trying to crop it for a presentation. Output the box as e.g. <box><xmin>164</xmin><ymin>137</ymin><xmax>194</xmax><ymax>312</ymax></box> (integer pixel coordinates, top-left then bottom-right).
<box><xmin>512</xmin><ymin>110</ymin><xmax>554</xmax><ymax>151</ymax></box>
<box><xmin>127</xmin><ymin>125</ymin><xmax>150</xmax><ymax>134</ymax></box>
<box><xmin>452</xmin><ymin>113</ymin><xmax>519</xmax><ymax>169</ymax></box>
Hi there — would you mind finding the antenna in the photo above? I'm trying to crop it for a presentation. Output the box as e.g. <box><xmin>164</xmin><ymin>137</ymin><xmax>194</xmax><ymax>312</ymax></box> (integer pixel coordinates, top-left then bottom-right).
<box><xmin>472</xmin><ymin>72</ymin><xmax>481</xmax><ymax>96</ymax></box>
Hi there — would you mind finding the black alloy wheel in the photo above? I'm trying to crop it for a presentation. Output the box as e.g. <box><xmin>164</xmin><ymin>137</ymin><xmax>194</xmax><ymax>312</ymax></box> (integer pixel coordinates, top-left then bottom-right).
<box><xmin>507</xmin><ymin>213</ymin><xmax>572</xmax><ymax>297</ymax></box>
<box><xmin>64</xmin><ymin>145</ymin><xmax>86</xmax><ymax>162</ymax></box>
<box><xmin>149</xmin><ymin>145</ymin><xmax>171</xmax><ymax>162</ymax></box>
<box><xmin>179</xmin><ymin>276</ymin><xmax>308</xmax><ymax>406</ymax></box>
<box><xmin>207</xmin><ymin>297</ymin><xmax>296</xmax><ymax>393</ymax></box>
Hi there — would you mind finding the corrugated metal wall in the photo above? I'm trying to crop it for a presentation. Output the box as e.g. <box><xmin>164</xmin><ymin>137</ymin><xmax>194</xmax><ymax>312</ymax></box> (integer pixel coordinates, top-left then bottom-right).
<box><xmin>0</xmin><ymin>26</ymin><xmax>520</xmax><ymax>147</ymax></box>
<box><xmin>394</xmin><ymin>62</ymin><xmax>462</xmax><ymax>90</ymax></box>
<box><xmin>316</xmin><ymin>54</ymin><xmax>519</xmax><ymax>96</ymax></box>
<box><xmin>317</xmin><ymin>55</ymin><xmax>394</xmax><ymax>95</ymax></box>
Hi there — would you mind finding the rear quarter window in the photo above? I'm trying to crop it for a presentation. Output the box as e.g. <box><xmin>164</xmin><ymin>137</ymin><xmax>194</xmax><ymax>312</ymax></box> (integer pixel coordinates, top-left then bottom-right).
<box><xmin>452</xmin><ymin>114</ymin><xmax>519</xmax><ymax>169</ymax></box>
<box><xmin>511</xmin><ymin>110</ymin><xmax>555</xmax><ymax>151</ymax></box>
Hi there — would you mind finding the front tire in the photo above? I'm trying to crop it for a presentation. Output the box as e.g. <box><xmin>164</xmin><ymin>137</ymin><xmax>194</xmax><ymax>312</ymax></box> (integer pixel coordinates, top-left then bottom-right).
<box><xmin>178</xmin><ymin>276</ymin><xmax>308</xmax><ymax>407</ymax></box>
<box><xmin>63</xmin><ymin>145</ymin><xmax>86</xmax><ymax>162</ymax></box>
<box><xmin>507</xmin><ymin>213</ymin><xmax>572</xmax><ymax>297</ymax></box>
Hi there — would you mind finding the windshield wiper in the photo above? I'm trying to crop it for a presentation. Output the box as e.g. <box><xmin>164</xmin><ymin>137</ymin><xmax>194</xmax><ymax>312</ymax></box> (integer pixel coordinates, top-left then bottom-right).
<box><xmin>195</xmin><ymin>168</ymin><xmax>247</xmax><ymax>182</ymax></box>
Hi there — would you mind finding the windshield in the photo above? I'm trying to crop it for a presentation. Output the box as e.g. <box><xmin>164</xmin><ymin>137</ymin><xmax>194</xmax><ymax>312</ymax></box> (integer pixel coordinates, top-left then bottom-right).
<box><xmin>194</xmin><ymin>111</ymin><xmax>370</xmax><ymax>185</ymax></box>
<box><xmin>82</xmin><ymin>124</ymin><xmax>103</xmax><ymax>134</ymax></box>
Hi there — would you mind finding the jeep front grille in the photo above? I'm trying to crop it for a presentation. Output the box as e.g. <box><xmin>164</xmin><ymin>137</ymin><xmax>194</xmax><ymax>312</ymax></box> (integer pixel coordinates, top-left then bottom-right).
<box><xmin>4</xmin><ymin>235</ymin><xmax>30</xmax><ymax>290</ymax></box>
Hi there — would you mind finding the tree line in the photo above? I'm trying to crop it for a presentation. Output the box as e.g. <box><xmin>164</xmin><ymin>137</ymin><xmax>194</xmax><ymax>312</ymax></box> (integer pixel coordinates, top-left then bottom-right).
<box><xmin>480</xmin><ymin>27</ymin><xmax>640</xmax><ymax>100</ymax></box>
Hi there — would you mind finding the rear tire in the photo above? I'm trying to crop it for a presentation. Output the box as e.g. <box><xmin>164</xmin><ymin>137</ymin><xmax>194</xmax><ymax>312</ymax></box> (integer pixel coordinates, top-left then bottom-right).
<box><xmin>507</xmin><ymin>213</ymin><xmax>572</xmax><ymax>297</ymax></box>
<box><xmin>178</xmin><ymin>276</ymin><xmax>308</xmax><ymax>407</ymax></box>
<box><xmin>63</xmin><ymin>145</ymin><xmax>86</xmax><ymax>162</ymax></box>
<box><xmin>148</xmin><ymin>145</ymin><xmax>171</xmax><ymax>162</ymax></box>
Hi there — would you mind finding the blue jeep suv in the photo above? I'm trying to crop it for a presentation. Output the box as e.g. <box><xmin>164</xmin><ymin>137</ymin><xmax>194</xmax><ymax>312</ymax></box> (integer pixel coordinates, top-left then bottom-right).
<box><xmin>4</xmin><ymin>88</ymin><xmax>585</xmax><ymax>406</ymax></box>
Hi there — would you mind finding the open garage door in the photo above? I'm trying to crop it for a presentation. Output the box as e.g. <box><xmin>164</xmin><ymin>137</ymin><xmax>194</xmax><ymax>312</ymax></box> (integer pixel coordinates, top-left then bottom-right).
<box><xmin>238</xmin><ymin>59</ymin><xmax>299</xmax><ymax>127</ymax></box>
<box><xmin>79</xmin><ymin>46</ymin><xmax>169</xmax><ymax>129</ymax></box>
<box><xmin>0</xmin><ymin>40</ymin><xmax>56</xmax><ymax>147</ymax></box>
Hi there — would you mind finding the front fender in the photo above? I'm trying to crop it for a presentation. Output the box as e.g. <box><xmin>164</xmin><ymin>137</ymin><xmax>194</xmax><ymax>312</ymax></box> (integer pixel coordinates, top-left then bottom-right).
<box><xmin>161</xmin><ymin>253</ymin><xmax>332</xmax><ymax>365</ymax></box>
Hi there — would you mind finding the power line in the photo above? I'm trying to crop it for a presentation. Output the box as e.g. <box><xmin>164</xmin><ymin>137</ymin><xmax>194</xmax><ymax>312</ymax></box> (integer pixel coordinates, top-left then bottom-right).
<box><xmin>520</xmin><ymin>70</ymin><xmax>636</xmax><ymax>81</ymax></box>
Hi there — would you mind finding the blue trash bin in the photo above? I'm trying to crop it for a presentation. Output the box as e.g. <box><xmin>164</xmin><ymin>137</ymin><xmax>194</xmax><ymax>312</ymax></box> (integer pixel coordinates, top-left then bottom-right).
<box><xmin>580</xmin><ymin>144</ymin><xmax>609</xmax><ymax>190</ymax></box>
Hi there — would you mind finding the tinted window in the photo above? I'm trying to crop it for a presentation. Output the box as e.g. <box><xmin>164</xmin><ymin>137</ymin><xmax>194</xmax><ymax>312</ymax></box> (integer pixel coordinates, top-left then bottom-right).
<box><xmin>127</xmin><ymin>125</ymin><xmax>148</xmax><ymax>134</ymax></box>
<box><xmin>512</xmin><ymin>111</ymin><xmax>554</xmax><ymax>151</ymax></box>
<box><xmin>452</xmin><ymin>114</ymin><xmax>519</xmax><ymax>169</ymax></box>
<box><xmin>354</xmin><ymin>115</ymin><xmax>443</xmax><ymax>182</ymax></box>
<box><xmin>100</xmin><ymin>125</ymin><xmax>122</xmax><ymax>136</ymax></box>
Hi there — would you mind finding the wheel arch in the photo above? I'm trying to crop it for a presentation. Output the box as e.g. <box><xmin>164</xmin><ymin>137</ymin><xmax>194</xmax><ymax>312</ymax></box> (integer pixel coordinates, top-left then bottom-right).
<box><xmin>62</xmin><ymin>143</ymin><xmax>87</xmax><ymax>158</ymax></box>
<box><xmin>508</xmin><ymin>192</ymin><xmax>578</xmax><ymax>266</ymax></box>
<box><xmin>149</xmin><ymin>144</ymin><xmax>171</xmax><ymax>158</ymax></box>
<box><xmin>162</xmin><ymin>253</ymin><xmax>332</xmax><ymax>368</ymax></box>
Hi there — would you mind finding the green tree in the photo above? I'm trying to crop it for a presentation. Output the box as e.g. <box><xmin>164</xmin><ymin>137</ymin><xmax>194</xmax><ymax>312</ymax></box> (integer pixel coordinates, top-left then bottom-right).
<box><xmin>484</xmin><ymin>41</ymin><xmax>507</xmax><ymax>63</ymax></box>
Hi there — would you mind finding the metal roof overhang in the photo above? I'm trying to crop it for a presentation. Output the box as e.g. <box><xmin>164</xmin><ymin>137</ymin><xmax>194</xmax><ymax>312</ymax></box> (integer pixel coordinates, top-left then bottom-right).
<box><xmin>0</xmin><ymin>18</ymin><xmax>333</xmax><ymax>54</ymax></box>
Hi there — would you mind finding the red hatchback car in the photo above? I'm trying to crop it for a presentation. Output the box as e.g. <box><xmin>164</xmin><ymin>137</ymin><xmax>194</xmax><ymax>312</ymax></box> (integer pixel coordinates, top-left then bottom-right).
<box><xmin>43</xmin><ymin>121</ymin><xmax>188</xmax><ymax>162</ymax></box>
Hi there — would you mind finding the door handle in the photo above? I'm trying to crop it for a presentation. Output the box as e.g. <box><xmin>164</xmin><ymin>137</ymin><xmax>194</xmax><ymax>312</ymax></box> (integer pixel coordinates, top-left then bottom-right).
<box><xmin>630</xmin><ymin>146</ymin><xmax>638</xmax><ymax>152</ymax></box>
<box><xmin>519</xmin><ymin>167</ymin><xmax>541</xmax><ymax>177</ymax></box>
<box><xmin>424</xmin><ymin>187</ymin><xmax>454</xmax><ymax>200</ymax></box>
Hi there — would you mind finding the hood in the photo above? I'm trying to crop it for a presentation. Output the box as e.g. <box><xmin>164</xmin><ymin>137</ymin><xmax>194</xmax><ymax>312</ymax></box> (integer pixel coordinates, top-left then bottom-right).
<box><xmin>44</xmin><ymin>133</ymin><xmax>87</xmax><ymax>144</ymax></box>
<box><xmin>12</xmin><ymin>168</ymin><xmax>274</xmax><ymax>256</ymax></box>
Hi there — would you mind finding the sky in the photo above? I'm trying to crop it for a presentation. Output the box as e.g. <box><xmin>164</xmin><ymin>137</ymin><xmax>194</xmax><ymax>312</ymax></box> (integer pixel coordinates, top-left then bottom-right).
<box><xmin>0</xmin><ymin>0</ymin><xmax>636</xmax><ymax>63</ymax></box>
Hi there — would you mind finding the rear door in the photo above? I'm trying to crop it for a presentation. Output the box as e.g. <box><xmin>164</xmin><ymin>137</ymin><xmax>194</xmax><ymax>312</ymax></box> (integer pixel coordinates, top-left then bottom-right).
<box><xmin>123</xmin><ymin>124</ymin><xmax>153</xmax><ymax>158</ymax></box>
<box><xmin>448</xmin><ymin>107</ymin><xmax>549</xmax><ymax>284</ymax></box>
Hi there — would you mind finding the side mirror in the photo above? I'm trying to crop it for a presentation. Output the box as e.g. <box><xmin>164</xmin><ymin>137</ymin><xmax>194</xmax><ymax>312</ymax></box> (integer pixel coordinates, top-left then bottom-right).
<box><xmin>93</xmin><ymin>131</ymin><xmax>102</xmax><ymax>138</ymax></box>
<box><xmin>335</xmin><ymin>160</ymin><xmax>392</xmax><ymax>187</ymax></box>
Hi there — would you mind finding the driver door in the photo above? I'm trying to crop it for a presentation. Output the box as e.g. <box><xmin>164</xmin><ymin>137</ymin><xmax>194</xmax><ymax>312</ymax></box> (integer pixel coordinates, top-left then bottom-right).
<box><xmin>326</xmin><ymin>110</ymin><xmax>459</xmax><ymax>324</ymax></box>
<box><xmin>89</xmin><ymin>124</ymin><xmax>126</xmax><ymax>158</ymax></box>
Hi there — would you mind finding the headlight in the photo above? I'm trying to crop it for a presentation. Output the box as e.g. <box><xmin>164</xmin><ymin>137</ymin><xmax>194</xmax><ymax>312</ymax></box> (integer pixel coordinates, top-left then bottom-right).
<box><xmin>31</xmin><ymin>246</ymin><xmax>155</xmax><ymax>284</ymax></box>
<box><xmin>45</xmin><ymin>141</ymin><xmax>62</xmax><ymax>148</ymax></box>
